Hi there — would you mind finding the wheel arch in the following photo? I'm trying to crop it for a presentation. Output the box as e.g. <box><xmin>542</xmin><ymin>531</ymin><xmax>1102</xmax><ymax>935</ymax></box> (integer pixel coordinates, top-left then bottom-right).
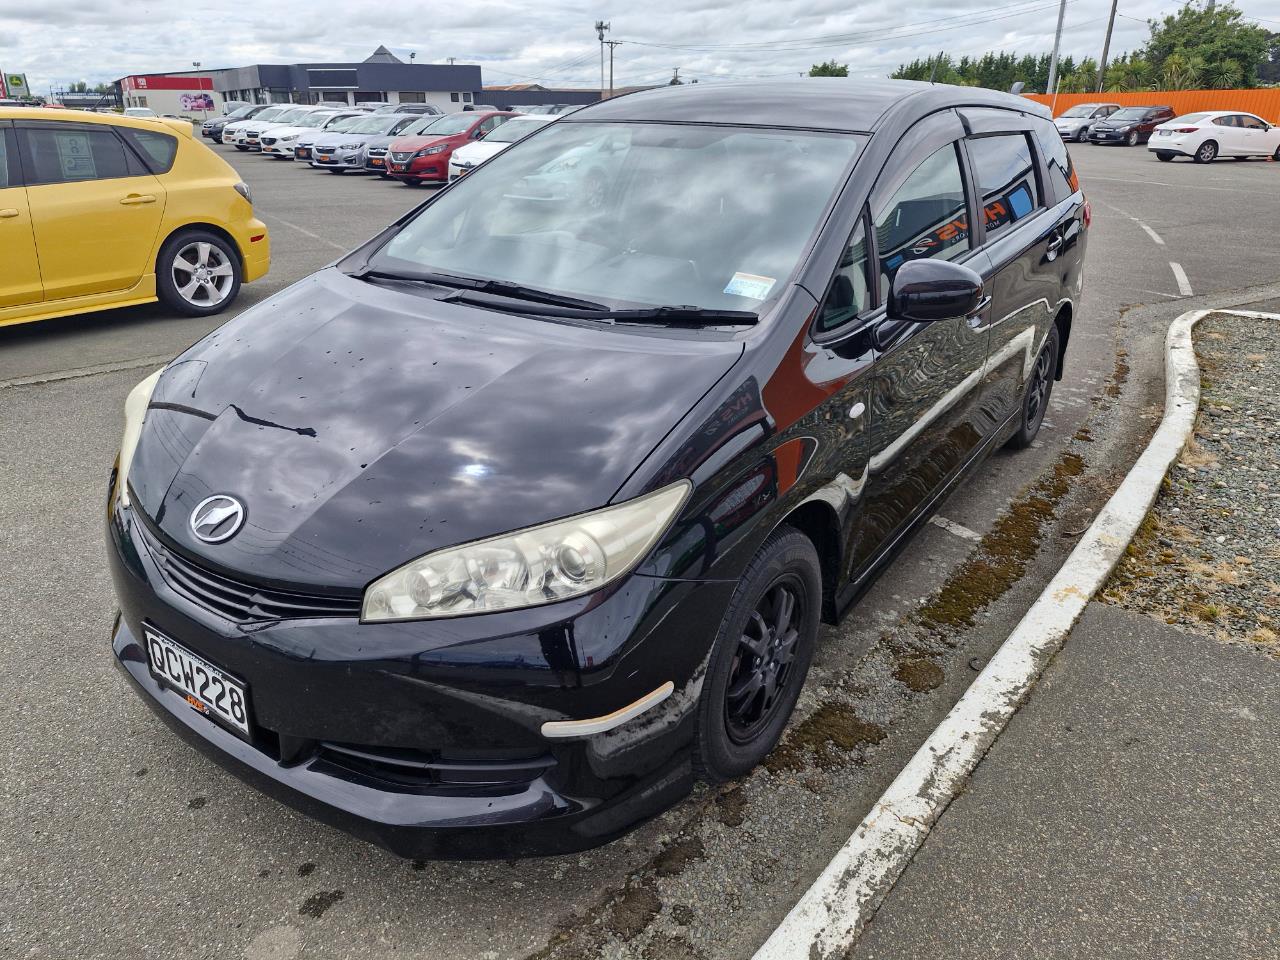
<box><xmin>777</xmin><ymin>499</ymin><xmax>842</xmax><ymax>624</ymax></box>
<box><xmin>1053</xmin><ymin>302</ymin><xmax>1072</xmax><ymax>382</ymax></box>
<box><xmin>156</xmin><ymin>222</ymin><xmax>245</xmax><ymax>274</ymax></box>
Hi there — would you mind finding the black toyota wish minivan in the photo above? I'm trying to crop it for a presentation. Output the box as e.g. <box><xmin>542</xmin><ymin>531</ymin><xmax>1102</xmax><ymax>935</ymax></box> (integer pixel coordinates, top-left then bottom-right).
<box><xmin>108</xmin><ymin>79</ymin><xmax>1088</xmax><ymax>859</ymax></box>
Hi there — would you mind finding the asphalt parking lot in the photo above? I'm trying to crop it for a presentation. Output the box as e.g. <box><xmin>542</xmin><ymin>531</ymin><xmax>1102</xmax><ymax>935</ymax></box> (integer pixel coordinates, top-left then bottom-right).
<box><xmin>4</xmin><ymin>140</ymin><xmax>1280</xmax><ymax>960</ymax></box>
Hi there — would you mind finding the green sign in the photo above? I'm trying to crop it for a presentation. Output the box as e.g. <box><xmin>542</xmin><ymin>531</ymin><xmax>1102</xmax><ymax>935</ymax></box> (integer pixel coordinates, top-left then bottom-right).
<box><xmin>3</xmin><ymin>72</ymin><xmax>31</xmax><ymax>98</ymax></box>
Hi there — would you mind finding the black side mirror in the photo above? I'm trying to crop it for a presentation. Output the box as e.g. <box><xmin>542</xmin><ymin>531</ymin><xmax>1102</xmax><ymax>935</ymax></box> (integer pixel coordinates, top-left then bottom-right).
<box><xmin>889</xmin><ymin>259</ymin><xmax>985</xmax><ymax>323</ymax></box>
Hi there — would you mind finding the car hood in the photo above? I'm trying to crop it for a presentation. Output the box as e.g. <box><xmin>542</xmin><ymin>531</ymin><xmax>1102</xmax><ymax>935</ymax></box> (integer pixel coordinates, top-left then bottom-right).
<box><xmin>263</xmin><ymin>124</ymin><xmax>310</xmax><ymax>138</ymax></box>
<box><xmin>314</xmin><ymin>133</ymin><xmax>367</xmax><ymax>148</ymax></box>
<box><xmin>452</xmin><ymin>141</ymin><xmax>506</xmax><ymax>165</ymax></box>
<box><xmin>129</xmin><ymin>269</ymin><xmax>743</xmax><ymax>590</ymax></box>
<box><xmin>390</xmin><ymin>134</ymin><xmax>457</xmax><ymax>152</ymax></box>
<box><xmin>1092</xmin><ymin>118</ymin><xmax>1137</xmax><ymax>130</ymax></box>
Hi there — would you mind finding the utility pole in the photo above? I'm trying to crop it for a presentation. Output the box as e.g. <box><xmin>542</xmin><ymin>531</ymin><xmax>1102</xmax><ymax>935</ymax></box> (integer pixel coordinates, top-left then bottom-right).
<box><xmin>1045</xmin><ymin>0</ymin><xmax>1068</xmax><ymax>96</ymax></box>
<box><xmin>595</xmin><ymin>20</ymin><xmax>610</xmax><ymax>97</ymax></box>
<box><xmin>1096</xmin><ymin>0</ymin><xmax>1119</xmax><ymax>92</ymax></box>
<box><xmin>607</xmin><ymin>39</ymin><xmax>621</xmax><ymax>97</ymax></box>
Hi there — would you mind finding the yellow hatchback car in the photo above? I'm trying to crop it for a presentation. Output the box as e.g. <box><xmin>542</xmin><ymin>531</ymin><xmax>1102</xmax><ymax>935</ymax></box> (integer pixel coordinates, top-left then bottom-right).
<box><xmin>0</xmin><ymin>108</ymin><xmax>269</xmax><ymax>328</ymax></box>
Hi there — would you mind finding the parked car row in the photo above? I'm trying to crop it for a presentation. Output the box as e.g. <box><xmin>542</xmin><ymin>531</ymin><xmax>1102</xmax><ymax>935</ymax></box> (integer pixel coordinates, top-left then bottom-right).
<box><xmin>1054</xmin><ymin>101</ymin><xmax>1280</xmax><ymax>162</ymax></box>
<box><xmin>208</xmin><ymin>102</ymin><xmax>559</xmax><ymax>185</ymax></box>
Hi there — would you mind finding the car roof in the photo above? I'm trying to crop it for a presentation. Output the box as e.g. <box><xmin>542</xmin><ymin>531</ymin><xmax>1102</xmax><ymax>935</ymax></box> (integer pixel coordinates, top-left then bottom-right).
<box><xmin>0</xmin><ymin>106</ymin><xmax>186</xmax><ymax>132</ymax></box>
<box><xmin>565</xmin><ymin>78</ymin><xmax>1044</xmax><ymax>133</ymax></box>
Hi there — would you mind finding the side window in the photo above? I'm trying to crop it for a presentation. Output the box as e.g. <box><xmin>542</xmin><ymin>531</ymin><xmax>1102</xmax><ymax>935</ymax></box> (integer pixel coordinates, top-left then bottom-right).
<box><xmin>1032</xmin><ymin>120</ymin><xmax>1078</xmax><ymax>204</ymax></box>
<box><xmin>873</xmin><ymin>142</ymin><xmax>970</xmax><ymax>299</ymax></box>
<box><xmin>19</xmin><ymin>125</ymin><xmax>131</xmax><ymax>185</ymax></box>
<box><xmin>0</xmin><ymin>127</ymin><xmax>16</xmax><ymax>188</ymax></box>
<box><xmin>1241</xmin><ymin>115</ymin><xmax>1267</xmax><ymax>130</ymax></box>
<box><xmin>967</xmin><ymin>134</ymin><xmax>1041</xmax><ymax>241</ymax></box>
<box><xmin>123</xmin><ymin>129</ymin><xmax>177</xmax><ymax>173</ymax></box>
<box><xmin>1212</xmin><ymin>115</ymin><xmax>1237</xmax><ymax>128</ymax></box>
<box><xmin>816</xmin><ymin>216</ymin><xmax>871</xmax><ymax>333</ymax></box>
<box><xmin>480</xmin><ymin>115</ymin><xmax>504</xmax><ymax>135</ymax></box>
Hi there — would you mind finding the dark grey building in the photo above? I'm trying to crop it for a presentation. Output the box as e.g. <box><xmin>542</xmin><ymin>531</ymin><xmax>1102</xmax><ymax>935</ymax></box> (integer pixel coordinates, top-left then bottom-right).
<box><xmin>210</xmin><ymin>47</ymin><xmax>483</xmax><ymax>112</ymax></box>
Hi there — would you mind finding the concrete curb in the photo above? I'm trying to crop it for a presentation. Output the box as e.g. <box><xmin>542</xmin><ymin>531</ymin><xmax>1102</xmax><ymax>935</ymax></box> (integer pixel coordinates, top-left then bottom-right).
<box><xmin>752</xmin><ymin>308</ymin><xmax>1262</xmax><ymax>960</ymax></box>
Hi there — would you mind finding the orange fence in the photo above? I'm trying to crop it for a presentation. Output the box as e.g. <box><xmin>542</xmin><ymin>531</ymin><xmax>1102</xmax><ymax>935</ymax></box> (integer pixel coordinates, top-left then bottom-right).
<box><xmin>1024</xmin><ymin>89</ymin><xmax>1280</xmax><ymax>122</ymax></box>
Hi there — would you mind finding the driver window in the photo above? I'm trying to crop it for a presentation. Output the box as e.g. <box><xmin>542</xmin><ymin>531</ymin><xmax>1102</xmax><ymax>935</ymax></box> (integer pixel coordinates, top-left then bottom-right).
<box><xmin>816</xmin><ymin>216</ymin><xmax>870</xmax><ymax>333</ymax></box>
<box><xmin>873</xmin><ymin>142</ymin><xmax>970</xmax><ymax>300</ymax></box>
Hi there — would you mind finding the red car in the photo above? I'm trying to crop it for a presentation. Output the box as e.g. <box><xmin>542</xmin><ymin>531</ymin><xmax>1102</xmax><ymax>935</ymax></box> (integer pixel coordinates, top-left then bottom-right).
<box><xmin>385</xmin><ymin>110</ymin><xmax>518</xmax><ymax>184</ymax></box>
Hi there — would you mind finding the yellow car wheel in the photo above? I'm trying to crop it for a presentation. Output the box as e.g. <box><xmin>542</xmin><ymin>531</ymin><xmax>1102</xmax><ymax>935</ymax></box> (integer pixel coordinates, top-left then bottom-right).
<box><xmin>156</xmin><ymin>230</ymin><xmax>242</xmax><ymax>317</ymax></box>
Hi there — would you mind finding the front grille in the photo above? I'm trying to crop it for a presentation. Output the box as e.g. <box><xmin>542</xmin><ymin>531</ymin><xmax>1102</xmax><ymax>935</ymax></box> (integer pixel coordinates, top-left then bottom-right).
<box><xmin>135</xmin><ymin>518</ymin><xmax>361</xmax><ymax>622</ymax></box>
<box><xmin>367</xmin><ymin>147</ymin><xmax>387</xmax><ymax>157</ymax></box>
<box><xmin>391</xmin><ymin>151</ymin><xmax>413</xmax><ymax>161</ymax></box>
<box><xmin>261</xmin><ymin>136</ymin><xmax>277</xmax><ymax>146</ymax></box>
<box><xmin>313</xmin><ymin>742</ymin><xmax>555</xmax><ymax>792</ymax></box>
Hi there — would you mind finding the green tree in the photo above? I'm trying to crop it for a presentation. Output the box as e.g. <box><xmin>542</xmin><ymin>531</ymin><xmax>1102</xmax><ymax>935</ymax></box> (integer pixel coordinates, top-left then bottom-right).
<box><xmin>1144</xmin><ymin>1</ymin><xmax>1270</xmax><ymax>87</ymax></box>
<box><xmin>810</xmin><ymin>60</ymin><xmax>849</xmax><ymax>77</ymax></box>
<box><xmin>1161</xmin><ymin>51</ymin><xmax>1205</xmax><ymax>89</ymax></box>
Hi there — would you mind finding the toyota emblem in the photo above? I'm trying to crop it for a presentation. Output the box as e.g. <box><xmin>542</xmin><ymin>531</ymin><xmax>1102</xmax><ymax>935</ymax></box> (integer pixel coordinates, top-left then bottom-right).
<box><xmin>189</xmin><ymin>495</ymin><xmax>246</xmax><ymax>544</ymax></box>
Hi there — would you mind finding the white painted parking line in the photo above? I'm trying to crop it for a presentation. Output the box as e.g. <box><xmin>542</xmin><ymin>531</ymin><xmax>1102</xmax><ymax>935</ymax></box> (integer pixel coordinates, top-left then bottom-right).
<box><xmin>1138</xmin><ymin>222</ymin><xmax>1165</xmax><ymax>246</ymax></box>
<box><xmin>257</xmin><ymin>212</ymin><xmax>348</xmax><ymax>252</ymax></box>
<box><xmin>1170</xmin><ymin>262</ymin><xmax>1194</xmax><ymax>297</ymax></box>
<box><xmin>928</xmin><ymin>515</ymin><xmax>982</xmax><ymax>542</ymax></box>
<box><xmin>0</xmin><ymin>355</ymin><xmax>173</xmax><ymax>390</ymax></box>
<box><xmin>1097</xmin><ymin>201</ymin><xmax>1164</xmax><ymax>246</ymax></box>
<box><xmin>750</xmin><ymin>309</ymin><xmax>1277</xmax><ymax>960</ymax></box>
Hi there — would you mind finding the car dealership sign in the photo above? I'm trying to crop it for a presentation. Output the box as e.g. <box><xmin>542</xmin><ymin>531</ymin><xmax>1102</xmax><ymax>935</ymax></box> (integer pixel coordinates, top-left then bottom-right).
<box><xmin>2</xmin><ymin>71</ymin><xmax>32</xmax><ymax>98</ymax></box>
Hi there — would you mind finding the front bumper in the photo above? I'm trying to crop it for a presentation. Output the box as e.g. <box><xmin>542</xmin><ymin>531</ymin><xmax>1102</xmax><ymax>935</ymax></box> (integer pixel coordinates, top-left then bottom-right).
<box><xmin>260</xmin><ymin>140</ymin><xmax>296</xmax><ymax>156</ymax></box>
<box><xmin>1088</xmin><ymin>129</ymin><xmax>1134</xmax><ymax>143</ymax></box>
<box><xmin>106</xmin><ymin>501</ymin><xmax>729</xmax><ymax>858</ymax></box>
<box><xmin>310</xmin><ymin>151</ymin><xmax>367</xmax><ymax>171</ymax></box>
<box><xmin>386</xmin><ymin>156</ymin><xmax>447</xmax><ymax>181</ymax></box>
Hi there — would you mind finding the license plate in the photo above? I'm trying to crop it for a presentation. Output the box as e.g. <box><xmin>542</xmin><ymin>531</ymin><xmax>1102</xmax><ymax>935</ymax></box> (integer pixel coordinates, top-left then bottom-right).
<box><xmin>371</xmin><ymin>158</ymin><xmax>384</xmax><ymax>166</ymax></box>
<box><xmin>317</xmin><ymin>154</ymin><xmax>331</xmax><ymax>161</ymax></box>
<box><xmin>391</xmin><ymin>163</ymin><xmax>405</xmax><ymax>172</ymax></box>
<box><xmin>298</xmin><ymin>148</ymin><xmax>310</xmax><ymax>157</ymax></box>
<box><xmin>144</xmin><ymin>626</ymin><xmax>250</xmax><ymax>735</ymax></box>
<box><xmin>1158</xmin><ymin>130</ymin><xmax>1172</xmax><ymax>136</ymax></box>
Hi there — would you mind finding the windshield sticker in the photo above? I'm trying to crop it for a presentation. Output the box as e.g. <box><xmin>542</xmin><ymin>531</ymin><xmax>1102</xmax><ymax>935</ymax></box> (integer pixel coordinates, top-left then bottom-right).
<box><xmin>724</xmin><ymin>272</ymin><xmax>776</xmax><ymax>300</ymax></box>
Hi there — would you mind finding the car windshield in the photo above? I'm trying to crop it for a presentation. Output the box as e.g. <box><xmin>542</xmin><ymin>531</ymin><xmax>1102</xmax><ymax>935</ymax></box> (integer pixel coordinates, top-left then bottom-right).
<box><xmin>326</xmin><ymin>115</ymin><xmax>364</xmax><ymax>133</ymax></box>
<box><xmin>295</xmin><ymin>112</ymin><xmax>333</xmax><ymax>128</ymax></box>
<box><xmin>1109</xmin><ymin>108</ymin><xmax>1150</xmax><ymax>121</ymax></box>
<box><xmin>1172</xmin><ymin>113</ymin><xmax>1210</xmax><ymax>124</ymax></box>
<box><xmin>253</xmin><ymin>106</ymin><xmax>288</xmax><ymax>122</ymax></box>
<box><xmin>402</xmin><ymin>115</ymin><xmax>442</xmax><ymax>135</ymax></box>
<box><xmin>273</xmin><ymin>108</ymin><xmax>312</xmax><ymax>123</ymax></box>
<box><xmin>420</xmin><ymin>113</ymin><xmax>480</xmax><ymax>136</ymax></box>
<box><xmin>369</xmin><ymin>121</ymin><xmax>863</xmax><ymax>314</ymax></box>
<box><xmin>226</xmin><ymin>106</ymin><xmax>254</xmax><ymax>119</ymax></box>
<box><xmin>346</xmin><ymin>115</ymin><xmax>405</xmax><ymax>134</ymax></box>
<box><xmin>1059</xmin><ymin>105</ymin><xmax>1099</xmax><ymax>118</ymax></box>
<box><xmin>485</xmin><ymin>117</ymin><xmax>550</xmax><ymax>143</ymax></box>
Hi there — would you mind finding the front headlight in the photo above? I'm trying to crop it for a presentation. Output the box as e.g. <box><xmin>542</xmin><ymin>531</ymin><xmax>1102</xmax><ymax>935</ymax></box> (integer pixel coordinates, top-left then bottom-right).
<box><xmin>361</xmin><ymin>480</ymin><xmax>691</xmax><ymax>622</ymax></box>
<box><xmin>346</xmin><ymin>140</ymin><xmax>365</xmax><ymax>149</ymax></box>
<box><xmin>416</xmin><ymin>144</ymin><xmax>447</xmax><ymax>157</ymax></box>
<box><xmin>280</xmin><ymin>133</ymin><xmax>298</xmax><ymax>142</ymax></box>
<box><xmin>115</xmin><ymin>369</ymin><xmax>164</xmax><ymax>506</ymax></box>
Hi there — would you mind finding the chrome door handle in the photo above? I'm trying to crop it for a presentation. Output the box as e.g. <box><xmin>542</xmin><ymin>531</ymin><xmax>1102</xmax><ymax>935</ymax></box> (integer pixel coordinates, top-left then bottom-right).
<box><xmin>119</xmin><ymin>194</ymin><xmax>157</xmax><ymax>205</ymax></box>
<box><xmin>1046</xmin><ymin>234</ymin><xmax>1064</xmax><ymax>253</ymax></box>
<box><xmin>0</xmin><ymin>208</ymin><xmax>18</xmax><ymax>219</ymax></box>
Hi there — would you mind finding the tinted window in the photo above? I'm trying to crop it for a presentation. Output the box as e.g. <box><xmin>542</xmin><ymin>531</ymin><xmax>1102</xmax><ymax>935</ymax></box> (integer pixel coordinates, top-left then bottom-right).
<box><xmin>968</xmin><ymin>134</ymin><xmax>1040</xmax><ymax>241</ymax></box>
<box><xmin>817</xmin><ymin>216</ymin><xmax>870</xmax><ymax>332</ymax></box>
<box><xmin>1240</xmin><ymin>115</ymin><xmax>1268</xmax><ymax>130</ymax></box>
<box><xmin>1031</xmin><ymin>119</ymin><xmax>1078</xmax><ymax>205</ymax></box>
<box><xmin>20</xmin><ymin>125</ymin><xmax>131</xmax><ymax>184</ymax></box>
<box><xmin>1212</xmin><ymin>115</ymin><xmax>1238</xmax><ymax>128</ymax></box>
<box><xmin>0</xmin><ymin>128</ymin><xmax>17</xmax><ymax>188</ymax></box>
<box><xmin>125</xmin><ymin>128</ymin><xmax>178</xmax><ymax>173</ymax></box>
<box><xmin>874</xmin><ymin>142</ymin><xmax>970</xmax><ymax>298</ymax></box>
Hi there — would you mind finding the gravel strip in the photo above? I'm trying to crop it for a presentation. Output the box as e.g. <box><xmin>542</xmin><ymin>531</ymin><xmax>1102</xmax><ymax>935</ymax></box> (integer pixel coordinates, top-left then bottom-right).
<box><xmin>1102</xmin><ymin>312</ymin><xmax>1280</xmax><ymax>654</ymax></box>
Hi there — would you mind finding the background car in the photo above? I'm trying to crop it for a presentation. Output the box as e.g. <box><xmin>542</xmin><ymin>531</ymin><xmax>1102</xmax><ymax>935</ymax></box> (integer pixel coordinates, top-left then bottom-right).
<box><xmin>290</xmin><ymin>111</ymin><xmax>363</xmax><ymax>161</ymax></box>
<box><xmin>123</xmin><ymin>107</ymin><xmax>157</xmax><ymax>118</ymax></box>
<box><xmin>0</xmin><ymin>106</ymin><xmax>268</xmax><ymax>327</ymax></box>
<box><xmin>259</xmin><ymin>109</ymin><xmax>346</xmax><ymax>158</ymax></box>
<box><xmin>385</xmin><ymin>110</ymin><xmax>516</xmax><ymax>184</ymax></box>
<box><xmin>1149</xmin><ymin>110</ymin><xmax>1280</xmax><ymax>163</ymax></box>
<box><xmin>1088</xmin><ymin>105</ymin><xmax>1175</xmax><ymax>146</ymax></box>
<box><xmin>233</xmin><ymin>104</ymin><xmax>323</xmax><ymax>151</ymax></box>
<box><xmin>202</xmin><ymin>103</ymin><xmax>271</xmax><ymax>141</ymax></box>
<box><xmin>221</xmin><ymin>100</ymin><xmax>251</xmax><ymax>115</ymax></box>
<box><xmin>1054</xmin><ymin>102</ymin><xmax>1120</xmax><ymax>141</ymax></box>
<box><xmin>447</xmin><ymin>114</ymin><xmax>553</xmax><ymax>180</ymax></box>
<box><xmin>310</xmin><ymin>113</ymin><xmax>420</xmax><ymax>173</ymax></box>
<box><xmin>371</xmin><ymin>103</ymin><xmax>442</xmax><ymax>116</ymax></box>
<box><xmin>361</xmin><ymin>113</ymin><xmax>442</xmax><ymax>174</ymax></box>
<box><xmin>222</xmin><ymin>103</ymin><xmax>294</xmax><ymax>149</ymax></box>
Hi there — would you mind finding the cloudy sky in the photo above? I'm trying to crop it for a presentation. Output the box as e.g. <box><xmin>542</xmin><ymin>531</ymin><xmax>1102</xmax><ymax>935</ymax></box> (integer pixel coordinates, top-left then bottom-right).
<box><xmin>2</xmin><ymin>0</ymin><xmax>1275</xmax><ymax>96</ymax></box>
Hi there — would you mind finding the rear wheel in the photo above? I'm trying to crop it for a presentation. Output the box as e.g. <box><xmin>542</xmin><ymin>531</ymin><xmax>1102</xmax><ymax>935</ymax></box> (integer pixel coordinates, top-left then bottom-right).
<box><xmin>1006</xmin><ymin>323</ymin><xmax>1060</xmax><ymax>450</ymax></box>
<box><xmin>1156</xmin><ymin>151</ymin><xmax>1174</xmax><ymax>162</ymax></box>
<box><xmin>694</xmin><ymin>527</ymin><xmax>821</xmax><ymax>782</ymax></box>
<box><xmin>1193</xmin><ymin>140</ymin><xmax>1218</xmax><ymax>164</ymax></box>
<box><xmin>156</xmin><ymin>230</ymin><xmax>241</xmax><ymax>317</ymax></box>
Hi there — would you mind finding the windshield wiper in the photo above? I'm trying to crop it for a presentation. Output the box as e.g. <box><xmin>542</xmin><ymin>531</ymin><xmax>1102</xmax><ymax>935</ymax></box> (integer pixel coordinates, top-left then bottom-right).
<box><xmin>445</xmin><ymin>293</ymin><xmax>758</xmax><ymax>326</ymax></box>
<box><xmin>349</xmin><ymin>267</ymin><xmax>609</xmax><ymax>311</ymax></box>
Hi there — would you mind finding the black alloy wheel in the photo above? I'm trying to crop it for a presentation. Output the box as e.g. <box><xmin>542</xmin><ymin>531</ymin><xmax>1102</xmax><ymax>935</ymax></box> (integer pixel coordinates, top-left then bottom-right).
<box><xmin>695</xmin><ymin>527</ymin><xmax>821</xmax><ymax>781</ymax></box>
<box><xmin>1007</xmin><ymin>323</ymin><xmax>1060</xmax><ymax>450</ymax></box>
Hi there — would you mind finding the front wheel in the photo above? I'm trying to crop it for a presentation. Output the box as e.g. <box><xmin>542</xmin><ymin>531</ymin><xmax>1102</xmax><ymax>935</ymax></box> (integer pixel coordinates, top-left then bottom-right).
<box><xmin>1006</xmin><ymin>323</ymin><xmax>1060</xmax><ymax>450</ymax></box>
<box><xmin>1156</xmin><ymin>151</ymin><xmax>1174</xmax><ymax>162</ymax></box>
<box><xmin>694</xmin><ymin>527</ymin><xmax>821</xmax><ymax>782</ymax></box>
<box><xmin>1076</xmin><ymin>127</ymin><xmax>1089</xmax><ymax>143</ymax></box>
<box><xmin>1193</xmin><ymin>140</ymin><xmax>1218</xmax><ymax>164</ymax></box>
<box><xmin>328</xmin><ymin>168</ymin><xmax>344</xmax><ymax>175</ymax></box>
<box><xmin>1127</xmin><ymin>130</ymin><xmax>1139</xmax><ymax>147</ymax></box>
<box><xmin>155</xmin><ymin>230</ymin><xmax>241</xmax><ymax>317</ymax></box>
<box><xmin>234</xmin><ymin>144</ymin><xmax>249</xmax><ymax>152</ymax></box>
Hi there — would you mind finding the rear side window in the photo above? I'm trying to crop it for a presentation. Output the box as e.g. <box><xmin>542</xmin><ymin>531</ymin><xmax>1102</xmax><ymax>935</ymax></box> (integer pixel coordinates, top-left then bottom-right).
<box><xmin>874</xmin><ymin>142</ymin><xmax>970</xmax><ymax>298</ymax></box>
<box><xmin>1031</xmin><ymin>120</ymin><xmax>1078</xmax><ymax>205</ymax></box>
<box><xmin>0</xmin><ymin>128</ymin><xmax>17</xmax><ymax>188</ymax></box>
<box><xmin>124</xmin><ymin>128</ymin><xmax>178</xmax><ymax>173</ymax></box>
<box><xmin>967</xmin><ymin>134</ymin><xmax>1041</xmax><ymax>241</ymax></box>
<box><xmin>817</xmin><ymin>216</ymin><xmax>871</xmax><ymax>332</ymax></box>
<box><xmin>19</xmin><ymin>125</ymin><xmax>131</xmax><ymax>184</ymax></box>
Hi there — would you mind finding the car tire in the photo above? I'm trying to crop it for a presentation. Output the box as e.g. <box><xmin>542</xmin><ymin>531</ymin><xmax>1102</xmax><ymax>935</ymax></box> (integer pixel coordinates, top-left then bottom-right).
<box><xmin>1274</xmin><ymin>145</ymin><xmax>1280</xmax><ymax>161</ymax></box>
<box><xmin>1127</xmin><ymin>130</ymin><xmax>1139</xmax><ymax>147</ymax></box>
<box><xmin>328</xmin><ymin>168</ymin><xmax>344</xmax><ymax>175</ymax></box>
<box><xmin>234</xmin><ymin>145</ymin><xmax>249</xmax><ymax>151</ymax></box>
<box><xmin>693</xmin><ymin>526</ymin><xmax>822</xmax><ymax>782</ymax></box>
<box><xmin>155</xmin><ymin>230</ymin><xmax>242</xmax><ymax>318</ymax></box>
<box><xmin>1156</xmin><ymin>151</ymin><xmax>1174</xmax><ymax>162</ymax></box>
<box><xmin>1076</xmin><ymin>128</ymin><xmax>1089</xmax><ymax>143</ymax></box>
<box><xmin>1006</xmin><ymin>322</ymin><xmax>1060</xmax><ymax>451</ymax></box>
<box><xmin>1193</xmin><ymin>140</ymin><xmax>1218</xmax><ymax>164</ymax></box>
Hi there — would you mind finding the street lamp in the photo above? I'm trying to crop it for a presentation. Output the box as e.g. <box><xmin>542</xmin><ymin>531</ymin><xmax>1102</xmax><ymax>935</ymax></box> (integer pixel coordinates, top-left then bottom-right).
<box><xmin>192</xmin><ymin>61</ymin><xmax>207</xmax><ymax>120</ymax></box>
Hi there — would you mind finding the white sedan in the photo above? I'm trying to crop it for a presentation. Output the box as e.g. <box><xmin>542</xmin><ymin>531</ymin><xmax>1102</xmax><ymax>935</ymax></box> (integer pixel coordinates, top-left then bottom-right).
<box><xmin>1148</xmin><ymin>110</ymin><xmax>1280</xmax><ymax>163</ymax></box>
<box><xmin>447</xmin><ymin>114</ymin><xmax>554</xmax><ymax>181</ymax></box>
